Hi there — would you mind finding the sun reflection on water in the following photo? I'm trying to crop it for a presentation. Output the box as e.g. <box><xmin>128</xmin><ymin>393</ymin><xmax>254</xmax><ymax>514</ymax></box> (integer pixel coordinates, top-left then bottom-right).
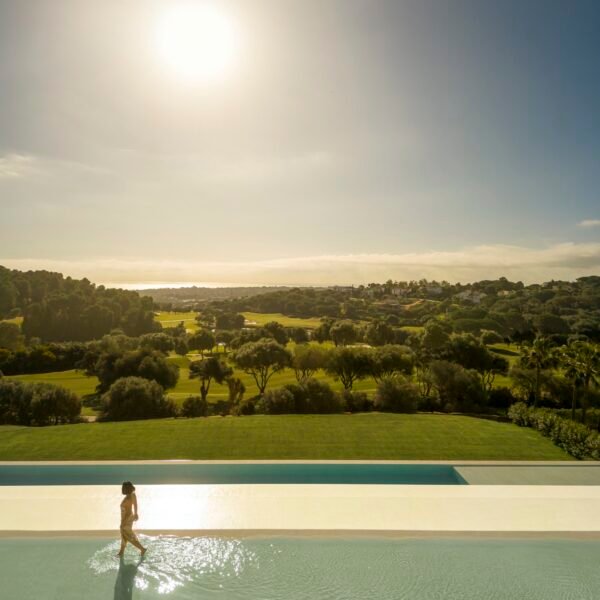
<box><xmin>87</xmin><ymin>535</ymin><xmax>259</xmax><ymax>595</ymax></box>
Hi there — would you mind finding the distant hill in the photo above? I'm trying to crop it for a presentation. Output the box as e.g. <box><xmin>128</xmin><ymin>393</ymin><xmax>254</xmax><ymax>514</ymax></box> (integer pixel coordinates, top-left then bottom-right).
<box><xmin>143</xmin><ymin>286</ymin><xmax>294</xmax><ymax>307</ymax></box>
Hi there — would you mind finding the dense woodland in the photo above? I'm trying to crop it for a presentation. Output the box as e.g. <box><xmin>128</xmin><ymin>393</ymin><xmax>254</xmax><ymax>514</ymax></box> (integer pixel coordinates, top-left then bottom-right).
<box><xmin>145</xmin><ymin>285</ymin><xmax>290</xmax><ymax>307</ymax></box>
<box><xmin>0</xmin><ymin>266</ymin><xmax>158</xmax><ymax>341</ymax></box>
<box><xmin>198</xmin><ymin>276</ymin><xmax>600</xmax><ymax>343</ymax></box>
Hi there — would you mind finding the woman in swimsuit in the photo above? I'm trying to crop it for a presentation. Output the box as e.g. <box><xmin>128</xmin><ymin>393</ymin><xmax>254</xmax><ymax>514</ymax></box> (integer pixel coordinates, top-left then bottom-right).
<box><xmin>117</xmin><ymin>481</ymin><xmax>147</xmax><ymax>557</ymax></box>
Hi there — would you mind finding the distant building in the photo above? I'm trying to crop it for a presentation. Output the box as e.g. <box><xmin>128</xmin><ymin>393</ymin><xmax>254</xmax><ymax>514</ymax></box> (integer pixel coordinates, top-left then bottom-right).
<box><xmin>456</xmin><ymin>290</ymin><xmax>487</xmax><ymax>304</ymax></box>
<box><xmin>425</xmin><ymin>285</ymin><xmax>443</xmax><ymax>296</ymax></box>
<box><xmin>390</xmin><ymin>286</ymin><xmax>410</xmax><ymax>297</ymax></box>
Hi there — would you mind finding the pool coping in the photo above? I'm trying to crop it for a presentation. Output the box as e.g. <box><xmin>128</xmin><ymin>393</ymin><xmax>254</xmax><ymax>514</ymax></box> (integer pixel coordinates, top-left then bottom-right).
<box><xmin>3</xmin><ymin>529</ymin><xmax>600</xmax><ymax>540</ymax></box>
<box><xmin>2</xmin><ymin>460</ymin><xmax>599</xmax><ymax>465</ymax></box>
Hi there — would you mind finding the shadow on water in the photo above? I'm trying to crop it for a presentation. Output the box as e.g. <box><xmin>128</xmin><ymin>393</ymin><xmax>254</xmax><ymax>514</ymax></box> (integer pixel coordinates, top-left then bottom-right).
<box><xmin>114</xmin><ymin>557</ymin><xmax>141</xmax><ymax>600</ymax></box>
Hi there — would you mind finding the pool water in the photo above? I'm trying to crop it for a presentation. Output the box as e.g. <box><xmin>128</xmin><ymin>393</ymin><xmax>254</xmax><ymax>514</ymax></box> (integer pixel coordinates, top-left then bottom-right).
<box><xmin>0</xmin><ymin>536</ymin><xmax>598</xmax><ymax>599</ymax></box>
<box><xmin>0</xmin><ymin>463</ymin><xmax>466</xmax><ymax>485</ymax></box>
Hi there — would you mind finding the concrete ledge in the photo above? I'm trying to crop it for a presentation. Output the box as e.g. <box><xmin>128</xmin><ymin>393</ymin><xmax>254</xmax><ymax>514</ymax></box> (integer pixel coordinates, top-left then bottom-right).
<box><xmin>2</xmin><ymin>460</ymin><xmax>596</xmax><ymax>465</ymax></box>
<box><xmin>2</xmin><ymin>484</ymin><xmax>600</xmax><ymax>533</ymax></box>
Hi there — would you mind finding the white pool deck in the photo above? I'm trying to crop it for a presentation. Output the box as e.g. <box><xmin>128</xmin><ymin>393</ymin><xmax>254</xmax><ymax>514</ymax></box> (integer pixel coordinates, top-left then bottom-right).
<box><xmin>1</xmin><ymin>461</ymin><xmax>600</xmax><ymax>535</ymax></box>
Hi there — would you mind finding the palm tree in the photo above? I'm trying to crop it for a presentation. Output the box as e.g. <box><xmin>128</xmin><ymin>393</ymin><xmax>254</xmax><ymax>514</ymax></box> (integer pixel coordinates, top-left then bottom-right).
<box><xmin>562</xmin><ymin>344</ymin><xmax>584</xmax><ymax>420</ymax></box>
<box><xmin>519</xmin><ymin>336</ymin><xmax>556</xmax><ymax>407</ymax></box>
<box><xmin>561</xmin><ymin>342</ymin><xmax>600</xmax><ymax>423</ymax></box>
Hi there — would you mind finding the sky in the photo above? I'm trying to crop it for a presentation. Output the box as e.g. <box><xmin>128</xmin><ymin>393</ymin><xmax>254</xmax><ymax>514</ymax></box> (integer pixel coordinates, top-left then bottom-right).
<box><xmin>0</xmin><ymin>0</ymin><xmax>599</xmax><ymax>287</ymax></box>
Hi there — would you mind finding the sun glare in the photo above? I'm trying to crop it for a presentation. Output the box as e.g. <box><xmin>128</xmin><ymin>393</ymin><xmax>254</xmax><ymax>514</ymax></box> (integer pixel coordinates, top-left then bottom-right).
<box><xmin>155</xmin><ymin>3</ymin><xmax>238</xmax><ymax>84</ymax></box>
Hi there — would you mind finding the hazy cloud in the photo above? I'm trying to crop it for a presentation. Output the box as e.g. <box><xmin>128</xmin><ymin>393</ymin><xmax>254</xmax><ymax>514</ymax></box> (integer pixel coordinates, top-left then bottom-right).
<box><xmin>2</xmin><ymin>242</ymin><xmax>599</xmax><ymax>287</ymax></box>
<box><xmin>578</xmin><ymin>219</ymin><xmax>600</xmax><ymax>228</ymax></box>
<box><xmin>0</xmin><ymin>154</ymin><xmax>37</xmax><ymax>179</ymax></box>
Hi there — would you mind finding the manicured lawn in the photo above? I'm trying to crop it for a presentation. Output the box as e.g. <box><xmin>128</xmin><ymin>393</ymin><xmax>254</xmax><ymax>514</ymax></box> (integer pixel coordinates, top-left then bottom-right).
<box><xmin>400</xmin><ymin>325</ymin><xmax>424</xmax><ymax>334</ymax></box>
<box><xmin>168</xmin><ymin>358</ymin><xmax>378</xmax><ymax>400</ymax></box>
<box><xmin>155</xmin><ymin>310</ymin><xmax>199</xmax><ymax>332</ymax></box>
<box><xmin>6</xmin><ymin>370</ymin><xmax>98</xmax><ymax>397</ymax></box>
<box><xmin>0</xmin><ymin>414</ymin><xmax>571</xmax><ymax>461</ymax></box>
<box><xmin>242</xmin><ymin>312</ymin><xmax>324</xmax><ymax>329</ymax></box>
<box><xmin>0</xmin><ymin>316</ymin><xmax>23</xmax><ymax>326</ymax></box>
<box><xmin>7</xmin><ymin>358</ymin><xmax>378</xmax><ymax>411</ymax></box>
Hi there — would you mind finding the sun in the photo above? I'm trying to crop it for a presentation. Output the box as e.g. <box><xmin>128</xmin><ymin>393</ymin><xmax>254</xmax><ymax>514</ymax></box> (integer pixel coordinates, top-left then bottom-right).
<box><xmin>155</xmin><ymin>2</ymin><xmax>238</xmax><ymax>84</ymax></box>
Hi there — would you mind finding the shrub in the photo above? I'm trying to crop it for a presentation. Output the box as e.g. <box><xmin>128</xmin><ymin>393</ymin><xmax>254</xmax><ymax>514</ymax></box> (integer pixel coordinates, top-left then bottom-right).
<box><xmin>429</xmin><ymin>360</ymin><xmax>486</xmax><ymax>412</ymax></box>
<box><xmin>340</xmin><ymin>390</ymin><xmax>372</xmax><ymax>413</ymax></box>
<box><xmin>258</xmin><ymin>379</ymin><xmax>342</xmax><ymax>414</ymax></box>
<box><xmin>373</xmin><ymin>377</ymin><xmax>419</xmax><ymax>413</ymax></box>
<box><xmin>481</xmin><ymin>330</ymin><xmax>504</xmax><ymax>345</ymax></box>
<box><xmin>0</xmin><ymin>379</ymin><xmax>81</xmax><ymax>426</ymax></box>
<box><xmin>555</xmin><ymin>408</ymin><xmax>600</xmax><ymax>432</ymax></box>
<box><xmin>507</xmin><ymin>402</ymin><xmax>531</xmax><ymax>426</ymax></box>
<box><xmin>231</xmin><ymin>397</ymin><xmax>256</xmax><ymax>416</ymax></box>
<box><xmin>30</xmin><ymin>383</ymin><xmax>81</xmax><ymax>426</ymax></box>
<box><xmin>508</xmin><ymin>402</ymin><xmax>600</xmax><ymax>460</ymax></box>
<box><xmin>488</xmin><ymin>386</ymin><xmax>517</xmax><ymax>410</ymax></box>
<box><xmin>301</xmin><ymin>379</ymin><xmax>342</xmax><ymax>414</ymax></box>
<box><xmin>180</xmin><ymin>395</ymin><xmax>208</xmax><ymax>418</ymax></box>
<box><xmin>209</xmin><ymin>399</ymin><xmax>233</xmax><ymax>417</ymax></box>
<box><xmin>101</xmin><ymin>376</ymin><xmax>177</xmax><ymax>421</ymax></box>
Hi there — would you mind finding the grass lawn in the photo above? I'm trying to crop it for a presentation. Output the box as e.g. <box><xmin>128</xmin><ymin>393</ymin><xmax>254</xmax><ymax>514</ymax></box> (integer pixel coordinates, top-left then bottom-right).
<box><xmin>0</xmin><ymin>413</ymin><xmax>571</xmax><ymax>461</ymax></box>
<box><xmin>6</xmin><ymin>370</ymin><xmax>98</xmax><ymax>397</ymax></box>
<box><xmin>242</xmin><ymin>312</ymin><xmax>324</xmax><ymax>329</ymax></box>
<box><xmin>0</xmin><ymin>316</ymin><xmax>23</xmax><ymax>326</ymax></box>
<box><xmin>155</xmin><ymin>310</ymin><xmax>199</xmax><ymax>332</ymax></box>
<box><xmin>168</xmin><ymin>356</ymin><xmax>378</xmax><ymax>401</ymax></box>
<box><xmin>6</xmin><ymin>370</ymin><xmax>100</xmax><ymax>416</ymax></box>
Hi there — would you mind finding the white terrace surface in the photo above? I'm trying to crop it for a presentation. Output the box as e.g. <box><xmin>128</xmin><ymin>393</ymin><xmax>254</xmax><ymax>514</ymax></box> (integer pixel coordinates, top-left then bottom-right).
<box><xmin>2</xmin><ymin>484</ymin><xmax>600</xmax><ymax>533</ymax></box>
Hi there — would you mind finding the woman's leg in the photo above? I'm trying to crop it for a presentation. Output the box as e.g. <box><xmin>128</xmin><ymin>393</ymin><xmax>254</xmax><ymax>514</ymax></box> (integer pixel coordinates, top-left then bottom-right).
<box><xmin>129</xmin><ymin>537</ymin><xmax>147</xmax><ymax>554</ymax></box>
<box><xmin>117</xmin><ymin>533</ymin><xmax>128</xmax><ymax>556</ymax></box>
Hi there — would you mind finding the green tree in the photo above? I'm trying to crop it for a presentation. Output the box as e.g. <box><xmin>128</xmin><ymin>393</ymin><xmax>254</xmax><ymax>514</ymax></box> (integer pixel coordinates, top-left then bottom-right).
<box><xmin>215</xmin><ymin>330</ymin><xmax>235</xmax><ymax>353</ymax></box>
<box><xmin>0</xmin><ymin>322</ymin><xmax>24</xmax><ymax>351</ymax></box>
<box><xmin>444</xmin><ymin>334</ymin><xmax>508</xmax><ymax>393</ymax></box>
<box><xmin>364</xmin><ymin>321</ymin><xmax>395</xmax><ymax>346</ymax></box>
<box><xmin>215</xmin><ymin>312</ymin><xmax>245</xmax><ymax>330</ymax></box>
<box><xmin>188</xmin><ymin>329</ymin><xmax>216</xmax><ymax>357</ymax></box>
<box><xmin>291</xmin><ymin>344</ymin><xmax>329</xmax><ymax>382</ymax></box>
<box><xmin>262</xmin><ymin>321</ymin><xmax>289</xmax><ymax>345</ymax></box>
<box><xmin>189</xmin><ymin>357</ymin><xmax>233</xmax><ymax>401</ymax></box>
<box><xmin>287</xmin><ymin>327</ymin><xmax>309</xmax><ymax>344</ymax></box>
<box><xmin>312</xmin><ymin>321</ymin><xmax>332</xmax><ymax>343</ymax></box>
<box><xmin>368</xmin><ymin>345</ymin><xmax>414</xmax><ymax>383</ymax></box>
<box><xmin>561</xmin><ymin>342</ymin><xmax>600</xmax><ymax>422</ymax></box>
<box><xmin>226</xmin><ymin>376</ymin><xmax>246</xmax><ymax>405</ymax></box>
<box><xmin>233</xmin><ymin>339</ymin><xmax>292</xmax><ymax>394</ymax></box>
<box><xmin>329</xmin><ymin>320</ymin><xmax>359</xmax><ymax>346</ymax></box>
<box><xmin>325</xmin><ymin>346</ymin><xmax>371</xmax><ymax>390</ymax></box>
<box><xmin>89</xmin><ymin>349</ymin><xmax>179</xmax><ymax>393</ymax></box>
<box><xmin>519</xmin><ymin>337</ymin><xmax>557</xmax><ymax>407</ymax></box>
<box><xmin>421</xmin><ymin>320</ymin><xmax>451</xmax><ymax>354</ymax></box>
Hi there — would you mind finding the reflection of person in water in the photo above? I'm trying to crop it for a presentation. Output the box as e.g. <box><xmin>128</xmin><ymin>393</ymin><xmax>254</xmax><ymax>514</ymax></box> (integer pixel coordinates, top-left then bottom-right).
<box><xmin>118</xmin><ymin>481</ymin><xmax>147</xmax><ymax>557</ymax></box>
<box><xmin>114</xmin><ymin>557</ymin><xmax>140</xmax><ymax>600</ymax></box>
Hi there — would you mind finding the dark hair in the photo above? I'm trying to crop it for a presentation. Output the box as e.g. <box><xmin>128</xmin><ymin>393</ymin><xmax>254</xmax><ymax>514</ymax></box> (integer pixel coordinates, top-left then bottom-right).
<box><xmin>121</xmin><ymin>481</ymin><xmax>135</xmax><ymax>495</ymax></box>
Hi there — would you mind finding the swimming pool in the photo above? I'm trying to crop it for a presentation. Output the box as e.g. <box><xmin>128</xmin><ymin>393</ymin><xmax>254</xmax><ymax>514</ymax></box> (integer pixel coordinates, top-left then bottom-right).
<box><xmin>0</xmin><ymin>463</ymin><xmax>466</xmax><ymax>485</ymax></box>
<box><xmin>1</xmin><ymin>535</ymin><xmax>598</xmax><ymax>599</ymax></box>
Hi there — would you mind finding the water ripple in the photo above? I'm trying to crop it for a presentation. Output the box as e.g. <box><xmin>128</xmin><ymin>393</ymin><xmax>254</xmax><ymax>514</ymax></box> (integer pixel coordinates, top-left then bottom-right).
<box><xmin>87</xmin><ymin>535</ymin><xmax>259</xmax><ymax>595</ymax></box>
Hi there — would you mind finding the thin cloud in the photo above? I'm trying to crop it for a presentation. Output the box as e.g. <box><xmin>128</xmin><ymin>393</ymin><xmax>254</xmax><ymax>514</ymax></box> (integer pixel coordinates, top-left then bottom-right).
<box><xmin>0</xmin><ymin>154</ymin><xmax>36</xmax><ymax>179</ymax></box>
<box><xmin>578</xmin><ymin>219</ymin><xmax>600</xmax><ymax>228</ymax></box>
<box><xmin>2</xmin><ymin>242</ymin><xmax>600</xmax><ymax>287</ymax></box>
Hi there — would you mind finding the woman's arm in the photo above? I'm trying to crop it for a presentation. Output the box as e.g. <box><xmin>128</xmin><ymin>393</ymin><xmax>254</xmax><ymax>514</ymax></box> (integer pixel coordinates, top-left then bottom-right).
<box><xmin>132</xmin><ymin>493</ymin><xmax>139</xmax><ymax>520</ymax></box>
